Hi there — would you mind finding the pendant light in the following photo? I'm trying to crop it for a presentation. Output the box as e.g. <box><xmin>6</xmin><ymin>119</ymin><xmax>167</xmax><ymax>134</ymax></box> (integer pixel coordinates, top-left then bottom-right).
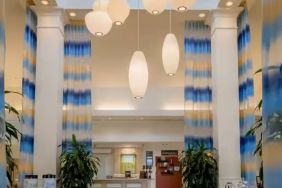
<box><xmin>171</xmin><ymin>0</ymin><xmax>196</xmax><ymax>12</ymax></box>
<box><xmin>129</xmin><ymin>0</ymin><xmax>149</xmax><ymax>99</ymax></box>
<box><xmin>143</xmin><ymin>0</ymin><xmax>168</xmax><ymax>15</ymax></box>
<box><xmin>108</xmin><ymin>0</ymin><xmax>130</xmax><ymax>26</ymax></box>
<box><xmin>85</xmin><ymin>0</ymin><xmax>112</xmax><ymax>37</ymax></box>
<box><xmin>162</xmin><ymin>9</ymin><xmax>179</xmax><ymax>76</ymax></box>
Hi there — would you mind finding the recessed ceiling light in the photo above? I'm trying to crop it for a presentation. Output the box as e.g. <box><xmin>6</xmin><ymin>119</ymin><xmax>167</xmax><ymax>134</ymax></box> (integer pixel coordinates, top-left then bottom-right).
<box><xmin>177</xmin><ymin>6</ymin><xmax>187</xmax><ymax>12</ymax></box>
<box><xmin>168</xmin><ymin>73</ymin><xmax>175</xmax><ymax>77</ymax></box>
<box><xmin>134</xmin><ymin>96</ymin><xmax>143</xmax><ymax>100</ymax></box>
<box><xmin>95</xmin><ymin>32</ymin><xmax>104</xmax><ymax>37</ymax></box>
<box><xmin>69</xmin><ymin>12</ymin><xmax>76</xmax><ymax>17</ymax></box>
<box><xmin>226</xmin><ymin>1</ymin><xmax>234</xmax><ymax>7</ymax></box>
<box><xmin>199</xmin><ymin>13</ymin><xmax>206</xmax><ymax>18</ymax></box>
<box><xmin>152</xmin><ymin>10</ymin><xmax>160</xmax><ymax>15</ymax></box>
<box><xmin>115</xmin><ymin>21</ymin><xmax>123</xmax><ymax>26</ymax></box>
<box><xmin>41</xmin><ymin>0</ymin><xmax>49</xmax><ymax>5</ymax></box>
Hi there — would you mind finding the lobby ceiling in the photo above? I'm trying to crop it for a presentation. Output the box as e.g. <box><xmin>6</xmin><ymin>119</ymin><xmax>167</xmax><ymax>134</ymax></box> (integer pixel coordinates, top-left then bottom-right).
<box><xmin>5</xmin><ymin>0</ymin><xmax>244</xmax><ymax>118</ymax></box>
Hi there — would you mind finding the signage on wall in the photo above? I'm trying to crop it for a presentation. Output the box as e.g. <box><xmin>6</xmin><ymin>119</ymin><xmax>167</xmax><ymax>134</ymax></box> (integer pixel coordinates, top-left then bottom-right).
<box><xmin>161</xmin><ymin>150</ymin><xmax>178</xmax><ymax>156</ymax></box>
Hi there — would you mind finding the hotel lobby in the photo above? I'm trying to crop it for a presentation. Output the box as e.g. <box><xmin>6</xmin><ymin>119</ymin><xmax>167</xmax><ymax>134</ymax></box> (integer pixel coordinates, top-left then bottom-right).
<box><xmin>0</xmin><ymin>0</ymin><xmax>282</xmax><ymax>188</ymax></box>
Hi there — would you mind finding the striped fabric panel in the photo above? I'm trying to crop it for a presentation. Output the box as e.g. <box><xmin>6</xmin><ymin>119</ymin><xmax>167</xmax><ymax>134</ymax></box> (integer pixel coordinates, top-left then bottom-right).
<box><xmin>237</xmin><ymin>10</ymin><xmax>257</xmax><ymax>186</ymax></box>
<box><xmin>18</xmin><ymin>7</ymin><xmax>37</xmax><ymax>186</ymax></box>
<box><xmin>184</xmin><ymin>21</ymin><xmax>213</xmax><ymax>150</ymax></box>
<box><xmin>63</xmin><ymin>23</ymin><xmax>92</xmax><ymax>152</ymax></box>
<box><xmin>262</xmin><ymin>0</ymin><xmax>282</xmax><ymax>187</ymax></box>
<box><xmin>0</xmin><ymin>0</ymin><xmax>6</xmax><ymax>186</ymax></box>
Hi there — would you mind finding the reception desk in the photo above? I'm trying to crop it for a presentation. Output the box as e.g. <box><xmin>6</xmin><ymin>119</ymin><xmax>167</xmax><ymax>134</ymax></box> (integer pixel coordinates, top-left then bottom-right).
<box><xmin>93</xmin><ymin>178</ymin><xmax>151</xmax><ymax>188</ymax></box>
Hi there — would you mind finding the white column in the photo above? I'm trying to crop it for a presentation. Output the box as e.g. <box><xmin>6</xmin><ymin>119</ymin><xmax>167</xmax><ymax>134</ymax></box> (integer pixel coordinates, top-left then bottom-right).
<box><xmin>210</xmin><ymin>8</ymin><xmax>243</xmax><ymax>188</ymax></box>
<box><xmin>33</xmin><ymin>7</ymin><xmax>64</xmax><ymax>178</ymax></box>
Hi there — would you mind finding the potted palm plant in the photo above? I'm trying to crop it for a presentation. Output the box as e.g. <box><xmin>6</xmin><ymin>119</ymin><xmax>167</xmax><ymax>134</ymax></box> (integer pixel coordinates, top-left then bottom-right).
<box><xmin>59</xmin><ymin>134</ymin><xmax>100</xmax><ymax>188</ymax></box>
<box><xmin>180</xmin><ymin>145</ymin><xmax>218</xmax><ymax>188</ymax></box>
<box><xmin>4</xmin><ymin>90</ymin><xmax>22</xmax><ymax>187</ymax></box>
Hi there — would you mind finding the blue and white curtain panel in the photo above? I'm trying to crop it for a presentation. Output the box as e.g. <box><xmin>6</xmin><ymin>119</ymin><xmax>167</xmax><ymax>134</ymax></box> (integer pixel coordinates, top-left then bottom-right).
<box><xmin>262</xmin><ymin>0</ymin><xmax>282</xmax><ymax>187</ymax></box>
<box><xmin>63</xmin><ymin>23</ymin><xmax>92</xmax><ymax>152</ymax></box>
<box><xmin>0</xmin><ymin>0</ymin><xmax>6</xmax><ymax>186</ymax></box>
<box><xmin>237</xmin><ymin>10</ymin><xmax>257</xmax><ymax>187</ymax></box>
<box><xmin>184</xmin><ymin>21</ymin><xmax>213</xmax><ymax>150</ymax></box>
<box><xmin>19</xmin><ymin>7</ymin><xmax>37</xmax><ymax>185</ymax></box>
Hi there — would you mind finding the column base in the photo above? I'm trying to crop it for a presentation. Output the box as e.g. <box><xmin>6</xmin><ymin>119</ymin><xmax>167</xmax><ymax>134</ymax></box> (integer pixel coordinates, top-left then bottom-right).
<box><xmin>219</xmin><ymin>177</ymin><xmax>242</xmax><ymax>188</ymax></box>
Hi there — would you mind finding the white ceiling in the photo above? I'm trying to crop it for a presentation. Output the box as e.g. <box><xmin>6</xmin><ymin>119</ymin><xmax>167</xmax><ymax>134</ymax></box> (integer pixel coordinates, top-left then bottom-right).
<box><xmin>56</xmin><ymin>0</ymin><xmax>220</xmax><ymax>10</ymax></box>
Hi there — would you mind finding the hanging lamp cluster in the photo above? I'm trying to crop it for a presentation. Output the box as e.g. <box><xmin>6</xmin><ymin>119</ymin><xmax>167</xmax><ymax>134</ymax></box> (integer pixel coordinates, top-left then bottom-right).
<box><xmin>85</xmin><ymin>0</ymin><xmax>196</xmax><ymax>99</ymax></box>
<box><xmin>85</xmin><ymin>0</ymin><xmax>196</xmax><ymax>37</ymax></box>
<box><xmin>85</xmin><ymin>0</ymin><xmax>130</xmax><ymax>37</ymax></box>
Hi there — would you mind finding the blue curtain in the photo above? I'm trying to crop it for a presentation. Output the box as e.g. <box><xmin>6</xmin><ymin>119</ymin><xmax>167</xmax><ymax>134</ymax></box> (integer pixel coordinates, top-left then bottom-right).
<box><xmin>237</xmin><ymin>10</ymin><xmax>257</xmax><ymax>187</ymax></box>
<box><xmin>184</xmin><ymin>21</ymin><xmax>213</xmax><ymax>150</ymax></box>
<box><xmin>63</xmin><ymin>23</ymin><xmax>92</xmax><ymax>152</ymax></box>
<box><xmin>262</xmin><ymin>0</ymin><xmax>282</xmax><ymax>187</ymax></box>
<box><xmin>19</xmin><ymin>7</ymin><xmax>37</xmax><ymax>185</ymax></box>
<box><xmin>0</xmin><ymin>0</ymin><xmax>6</xmax><ymax>186</ymax></box>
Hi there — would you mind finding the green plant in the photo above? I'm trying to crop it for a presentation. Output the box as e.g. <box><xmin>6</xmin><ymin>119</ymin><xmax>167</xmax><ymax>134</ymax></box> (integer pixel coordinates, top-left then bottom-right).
<box><xmin>59</xmin><ymin>134</ymin><xmax>100</xmax><ymax>188</ymax></box>
<box><xmin>180</xmin><ymin>145</ymin><xmax>218</xmax><ymax>188</ymax></box>
<box><xmin>4</xmin><ymin>90</ymin><xmax>22</xmax><ymax>187</ymax></box>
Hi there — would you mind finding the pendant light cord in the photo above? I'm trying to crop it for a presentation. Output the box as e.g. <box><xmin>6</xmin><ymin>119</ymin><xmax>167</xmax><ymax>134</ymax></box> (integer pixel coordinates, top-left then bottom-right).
<box><xmin>169</xmin><ymin>8</ymin><xmax>172</xmax><ymax>33</ymax></box>
<box><xmin>137</xmin><ymin>0</ymin><xmax>140</xmax><ymax>50</ymax></box>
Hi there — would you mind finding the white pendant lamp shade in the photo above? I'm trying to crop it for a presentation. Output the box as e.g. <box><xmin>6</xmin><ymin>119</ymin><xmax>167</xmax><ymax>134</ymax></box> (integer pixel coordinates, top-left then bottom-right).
<box><xmin>129</xmin><ymin>51</ymin><xmax>149</xmax><ymax>99</ymax></box>
<box><xmin>162</xmin><ymin>33</ymin><xmax>179</xmax><ymax>76</ymax></box>
<box><xmin>172</xmin><ymin>0</ymin><xmax>196</xmax><ymax>12</ymax></box>
<box><xmin>108</xmin><ymin>0</ymin><xmax>130</xmax><ymax>25</ymax></box>
<box><xmin>85</xmin><ymin>10</ymin><xmax>112</xmax><ymax>37</ymax></box>
<box><xmin>143</xmin><ymin>0</ymin><xmax>168</xmax><ymax>15</ymax></box>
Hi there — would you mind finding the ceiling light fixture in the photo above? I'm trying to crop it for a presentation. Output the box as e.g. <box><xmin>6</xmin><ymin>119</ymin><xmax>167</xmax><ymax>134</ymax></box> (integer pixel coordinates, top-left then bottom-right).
<box><xmin>85</xmin><ymin>0</ymin><xmax>112</xmax><ymax>37</ymax></box>
<box><xmin>199</xmin><ymin>13</ymin><xmax>206</xmax><ymax>18</ymax></box>
<box><xmin>226</xmin><ymin>1</ymin><xmax>234</xmax><ymax>7</ymax></box>
<box><xmin>162</xmin><ymin>9</ymin><xmax>179</xmax><ymax>76</ymax></box>
<box><xmin>69</xmin><ymin>12</ymin><xmax>76</xmax><ymax>17</ymax></box>
<box><xmin>41</xmin><ymin>0</ymin><xmax>49</xmax><ymax>5</ymax></box>
<box><xmin>143</xmin><ymin>0</ymin><xmax>167</xmax><ymax>15</ymax></box>
<box><xmin>108</xmin><ymin>0</ymin><xmax>130</xmax><ymax>26</ymax></box>
<box><xmin>172</xmin><ymin>0</ymin><xmax>196</xmax><ymax>12</ymax></box>
<box><xmin>129</xmin><ymin>0</ymin><xmax>149</xmax><ymax>99</ymax></box>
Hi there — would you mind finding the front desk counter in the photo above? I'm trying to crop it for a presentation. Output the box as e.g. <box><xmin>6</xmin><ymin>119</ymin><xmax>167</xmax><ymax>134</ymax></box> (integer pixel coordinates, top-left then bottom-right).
<box><xmin>93</xmin><ymin>178</ymin><xmax>152</xmax><ymax>188</ymax></box>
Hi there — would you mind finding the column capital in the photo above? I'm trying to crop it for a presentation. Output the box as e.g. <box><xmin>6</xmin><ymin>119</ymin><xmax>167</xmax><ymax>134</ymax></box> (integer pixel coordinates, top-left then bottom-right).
<box><xmin>210</xmin><ymin>7</ymin><xmax>244</xmax><ymax>35</ymax></box>
<box><xmin>31</xmin><ymin>6</ymin><xmax>66</xmax><ymax>35</ymax></box>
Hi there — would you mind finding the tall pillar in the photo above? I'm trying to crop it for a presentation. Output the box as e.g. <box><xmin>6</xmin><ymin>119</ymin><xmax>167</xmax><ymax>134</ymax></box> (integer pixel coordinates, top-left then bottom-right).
<box><xmin>33</xmin><ymin>8</ymin><xmax>64</xmax><ymax>178</ymax></box>
<box><xmin>210</xmin><ymin>8</ymin><xmax>243</xmax><ymax>187</ymax></box>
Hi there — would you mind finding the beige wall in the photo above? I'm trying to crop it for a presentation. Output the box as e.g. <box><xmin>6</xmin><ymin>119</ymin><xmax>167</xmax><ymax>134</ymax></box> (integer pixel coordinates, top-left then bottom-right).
<box><xmin>5</xmin><ymin>0</ymin><xmax>26</xmax><ymax>159</ymax></box>
<box><xmin>5</xmin><ymin>0</ymin><xmax>25</xmax><ymax>109</ymax></box>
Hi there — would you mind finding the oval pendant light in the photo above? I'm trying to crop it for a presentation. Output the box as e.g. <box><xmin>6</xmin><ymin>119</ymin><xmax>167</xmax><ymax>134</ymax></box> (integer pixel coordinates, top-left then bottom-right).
<box><xmin>129</xmin><ymin>0</ymin><xmax>148</xmax><ymax>99</ymax></box>
<box><xmin>108</xmin><ymin>0</ymin><xmax>130</xmax><ymax>26</ymax></box>
<box><xmin>85</xmin><ymin>10</ymin><xmax>112</xmax><ymax>37</ymax></box>
<box><xmin>129</xmin><ymin>51</ymin><xmax>149</xmax><ymax>99</ymax></box>
<box><xmin>162</xmin><ymin>33</ymin><xmax>179</xmax><ymax>76</ymax></box>
<box><xmin>143</xmin><ymin>0</ymin><xmax>168</xmax><ymax>15</ymax></box>
<box><xmin>172</xmin><ymin>0</ymin><xmax>196</xmax><ymax>12</ymax></box>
